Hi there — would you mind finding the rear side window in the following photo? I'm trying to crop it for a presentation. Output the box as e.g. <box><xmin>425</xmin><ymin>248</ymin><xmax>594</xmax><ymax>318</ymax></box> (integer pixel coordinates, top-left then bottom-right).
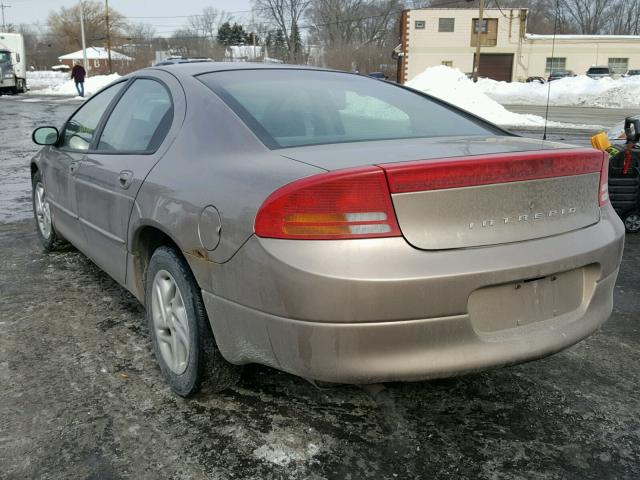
<box><xmin>97</xmin><ymin>78</ymin><xmax>173</xmax><ymax>152</ymax></box>
<box><xmin>198</xmin><ymin>69</ymin><xmax>501</xmax><ymax>149</ymax></box>
<box><xmin>61</xmin><ymin>82</ymin><xmax>125</xmax><ymax>151</ymax></box>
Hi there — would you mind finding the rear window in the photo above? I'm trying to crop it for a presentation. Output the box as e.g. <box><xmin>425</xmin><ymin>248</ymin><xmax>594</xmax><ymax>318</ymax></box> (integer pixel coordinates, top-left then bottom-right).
<box><xmin>588</xmin><ymin>67</ymin><xmax>610</xmax><ymax>74</ymax></box>
<box><xmin>198</xmin><ymin>69</ymin><xmax>500</xmax><ymax>149</ymax></box>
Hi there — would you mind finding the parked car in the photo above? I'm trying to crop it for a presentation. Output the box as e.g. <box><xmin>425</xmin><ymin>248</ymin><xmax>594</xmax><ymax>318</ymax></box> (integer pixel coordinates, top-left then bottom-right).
<box><xmin>586</xmin><ymin>66</ymin><xmax>612</xmax><ymax>79</ymax></box>
<box><xmin>51</xmin><ymin>64</ymin><xmax>71</xmax><ymax>73</ymax></box>
<box><xmin>548</xmin><ymin>69</ymin><xmax>575</xmax><ymax>81</ymax></box>
<box><xmin>368</xmin><ymin>71</ymin><xmax>387</xmax><ymax>80</ymax></box>
<box><xmin>30</xmin><ymin>63</ymin><xmax>624</xmax><ymax>396</ymax></box>
<box><xmin>623</xmin><ymin>69</ymin><xmax>640</xmax><ymax>77</ymax></box>
<box><xmin>153</xmin><ymin>56</ymin><xmax>211</xmax><ymax>66</ymax></box>
<box><xmin>525</xmin><ymin>76</ymin><xmax>546</xmax><ymax>84</ymax></box>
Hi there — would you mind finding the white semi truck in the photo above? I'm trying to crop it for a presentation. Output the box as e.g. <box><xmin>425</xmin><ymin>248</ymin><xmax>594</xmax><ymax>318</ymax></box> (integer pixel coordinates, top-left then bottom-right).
<box><xmin>0</xmin><ymin>32</ymin><xmax>26</xmax><ymax>94</ymax></box>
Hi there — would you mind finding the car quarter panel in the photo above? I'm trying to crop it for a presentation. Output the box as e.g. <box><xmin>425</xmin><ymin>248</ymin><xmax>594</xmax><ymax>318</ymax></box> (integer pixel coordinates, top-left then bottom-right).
<box><xmin>126</xmin><ymin>76</ymin><xmax>324</xmax><ymax>296</ymax></box>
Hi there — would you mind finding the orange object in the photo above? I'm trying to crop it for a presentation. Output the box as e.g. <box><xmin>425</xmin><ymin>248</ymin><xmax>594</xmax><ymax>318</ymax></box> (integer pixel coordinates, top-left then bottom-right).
<box><xmin>591</xmin><ymin>132</ymin><xmax>611</xmax><ymax>151</ymax></box>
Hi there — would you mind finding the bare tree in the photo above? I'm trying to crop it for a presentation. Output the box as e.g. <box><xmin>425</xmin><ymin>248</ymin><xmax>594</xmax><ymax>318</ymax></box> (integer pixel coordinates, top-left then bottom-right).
<box><xmin>188</xmin><ymin>7</ymin><xmax>232</xmax><ymax>43</ymax></box>
<box><xmin>609</xmin><ymin>0</ymin><xmax>640</xmax><ymax>34</ymax></box>
<box><xmin>169</xmin><ymin>28</ymin><xmax>208</xmax><ymax>58</ymax></box>
<box><xmin>120</xmin><ymin>23</ymin><xmax>157</xmax><ymax>69</ymax></box>
<box><xmin>356</xmin><ymin>0</ymin><xmax>402</xmax><ymax>49</ymax></box>
<box><xmin>307</xmin><ymin>0</ymin><xmax>367</xmax><ymax>47</ymax></box>
<box><xmin>254</xmin><ymin>0</ymin><xmax>311</xmax><ymax>62</ymax></box>
<box><xmin>306</xmin><ymin>0</ymin><xmax>401</xmax><ymax>74</ymax></box>
<box><xmin>47</xmin><ymin>0</ymin><xmax>126</xmax><ymax>52</ymax></box>
<box><xmin>562</xmin><ymin>0</ymin><xmax>613</xmax><ymax>34</ymax></box>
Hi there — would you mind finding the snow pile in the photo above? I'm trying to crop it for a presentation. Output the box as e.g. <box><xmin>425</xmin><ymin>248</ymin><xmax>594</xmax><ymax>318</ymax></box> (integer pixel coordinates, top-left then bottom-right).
<box><xmin>478</xmin><ymin>74</ymin><xmax>640</xmax><ymax>108</ymax></box>
<box><xmin>26</xmin><ymin>70</ymin><xmax>121</xmax><ymax>96</ymax></box>
<box><xmin>406</xmin><ymin>66</ymin><xmax>573</xmax><ymax>128</ymax></box>
<box><xmin>26</xmin><ymin>70</ymin><xmax>68</xmax><ymax>91</ymax></box>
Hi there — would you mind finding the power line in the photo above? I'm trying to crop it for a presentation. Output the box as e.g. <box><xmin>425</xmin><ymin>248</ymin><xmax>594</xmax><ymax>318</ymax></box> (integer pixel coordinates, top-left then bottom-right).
<box><xmin>0</xmin><ymin>1</ymin><xmax>11</xmax><ymax>31</ymax></box>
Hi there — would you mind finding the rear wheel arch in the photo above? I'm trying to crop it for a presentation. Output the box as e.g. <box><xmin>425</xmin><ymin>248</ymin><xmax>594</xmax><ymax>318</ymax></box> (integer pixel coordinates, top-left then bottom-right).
<box><xmin>130</xmin><ymin>224</ymin><xmax>188</xmax><ymax>304</ymax></box>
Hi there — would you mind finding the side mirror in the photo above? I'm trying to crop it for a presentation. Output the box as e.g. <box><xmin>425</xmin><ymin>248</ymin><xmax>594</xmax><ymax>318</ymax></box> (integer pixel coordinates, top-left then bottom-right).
<box><xmin>32</xmin><ymin>126</ymin><xmax>59</xmax><ymax>146</ymax></box>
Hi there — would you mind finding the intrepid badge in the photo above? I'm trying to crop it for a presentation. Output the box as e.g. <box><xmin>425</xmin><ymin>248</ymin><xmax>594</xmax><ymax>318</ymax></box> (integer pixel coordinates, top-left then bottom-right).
<box><xmin>469</xmin><ymin>207</ymin><xmax>577</xmax><ymax>230</ymax></box>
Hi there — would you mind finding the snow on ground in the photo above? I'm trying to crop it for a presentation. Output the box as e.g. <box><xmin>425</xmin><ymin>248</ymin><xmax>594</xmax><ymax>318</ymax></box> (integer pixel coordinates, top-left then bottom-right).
<box><xmin>26</xmin><ymin>70</ymin><xmax>121</xmax><ymax>97</ymax></box>
<box><xmin>405</xmin><ymin>66</ymin><xmax>599</xmax><ymax>128</ymax></box>
<box><xmin>478</xmin><ymin>74</ymin><xmax>640</xmax><ymax>109</ymax></box>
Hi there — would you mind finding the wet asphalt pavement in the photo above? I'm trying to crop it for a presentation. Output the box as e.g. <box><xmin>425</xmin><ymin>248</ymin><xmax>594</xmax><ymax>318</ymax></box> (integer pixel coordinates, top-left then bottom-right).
<box><xmin>1</xmin><ymin>96</ymin><xmax>639</xmax><ymax>479</ymax></box>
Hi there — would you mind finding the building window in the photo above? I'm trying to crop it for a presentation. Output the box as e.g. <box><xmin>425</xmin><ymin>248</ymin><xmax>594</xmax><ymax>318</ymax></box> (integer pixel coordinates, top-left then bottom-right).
<box><xmin>608</xmin><ymin>58</ymin><xmax>628</xmax><ymax>74</ymax></box>
<box><xmin>473</xmin><ymin>18</ymin><xmax>489</xmax><ymax>33</ymax></box>
<box><xmin>439</xmin><ymin>18</ymin><xmax>455</xmax><ymax>32</ymax></box>
<box><xmin>545</xmin><ymin>57</ymin><xmax>566</xmax><ymax>73</ymax></box>
<box><xmin>414</xmin><ymin>20</ymin><xmax>425</xmax><ymax>29</ymax></box>
<box><xmin>441</xmin><ymin>61</ymin><xmax>453</xmax><ymax>67</ymax></box>
<box><xmin>471</xmin><ymin>18</ymin><xmax>498</xmax><ymax>46</ymax></box>
<box><xmin>94</xmin><ymin>59</ymin><xmax>100</xmax><ymax>67</ymax></box>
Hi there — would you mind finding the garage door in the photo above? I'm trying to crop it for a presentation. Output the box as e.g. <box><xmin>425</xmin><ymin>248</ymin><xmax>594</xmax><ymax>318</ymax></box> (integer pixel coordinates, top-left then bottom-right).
<box><xmin>476</xmin><ymin>53</ymin><xmax>514</xmax><ymax>82</ymax></box>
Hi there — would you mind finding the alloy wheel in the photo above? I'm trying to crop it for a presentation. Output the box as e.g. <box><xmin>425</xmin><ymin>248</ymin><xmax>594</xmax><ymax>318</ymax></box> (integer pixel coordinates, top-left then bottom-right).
<box><xmin>151</xmin><ymin>269</ymin><xmax>191</xmax><ymax>374</ymax></box>
<box><xmin>34</xmin><ymin>182</ymin><xmax>52</xmax><ymax>239</ymax></box>
<box><xmin>625</xmin><ymin>213</ymin><xmax>640</xmax><ymax>233</ymax></box>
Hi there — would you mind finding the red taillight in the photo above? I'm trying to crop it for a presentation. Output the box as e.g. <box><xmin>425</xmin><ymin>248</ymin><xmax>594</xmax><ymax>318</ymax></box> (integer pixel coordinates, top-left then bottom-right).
<box><xmin>382</xmin><ymin>148</ymin><xmax>605</xmax><ymax>193</ymax></box>
<box><xmin>599</xmin><ymin>153</ymin><xmax>609</xmax><ymax>206</ymax></box>
<box><xmin>255</xmin><ymin>167</ymin><xmax>401</xmax><ymax>240</ymax></box>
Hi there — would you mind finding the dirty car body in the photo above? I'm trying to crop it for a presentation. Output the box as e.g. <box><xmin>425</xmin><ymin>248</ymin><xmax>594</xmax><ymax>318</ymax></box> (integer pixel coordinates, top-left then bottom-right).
<box><xmin>31</xmin><ymin>63</ymin><xmax>625</xmax><ymax>388</ymax></box>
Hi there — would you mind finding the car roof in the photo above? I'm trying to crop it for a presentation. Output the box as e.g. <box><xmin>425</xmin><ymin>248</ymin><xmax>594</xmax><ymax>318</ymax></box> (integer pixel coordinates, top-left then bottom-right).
<box><xmin>147</xmin><ymin>62</ymin><xmax>337</xmax><ymax>79</ymax></box>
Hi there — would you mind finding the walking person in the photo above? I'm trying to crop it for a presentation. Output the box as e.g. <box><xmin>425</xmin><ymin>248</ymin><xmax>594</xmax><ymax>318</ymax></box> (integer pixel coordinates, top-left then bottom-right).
<box><xmin>71</xmin><ymin>62</ymin><xmax>86</xmax><ymax>97</ymax></box>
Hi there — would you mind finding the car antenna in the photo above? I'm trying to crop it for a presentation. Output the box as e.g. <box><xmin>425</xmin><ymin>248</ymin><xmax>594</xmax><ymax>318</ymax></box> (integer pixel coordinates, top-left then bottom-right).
<box><xmin>543</xmin><ymin>0</ymin><xmax>559</xmax><ymax>141</ymax></box>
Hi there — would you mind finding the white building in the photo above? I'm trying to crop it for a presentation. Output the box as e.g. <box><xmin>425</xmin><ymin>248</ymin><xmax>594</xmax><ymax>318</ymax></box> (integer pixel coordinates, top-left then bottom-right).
<box><xmin>396</xmin><ymin>8</ymin><xmax>640</xmax><ymax>83</ymax></box>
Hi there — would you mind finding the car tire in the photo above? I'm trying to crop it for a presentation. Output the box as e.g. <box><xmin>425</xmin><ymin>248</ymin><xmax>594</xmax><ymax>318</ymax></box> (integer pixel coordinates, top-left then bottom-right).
<box><xmin>32</xmin><ymin>171</ymin><xmax>67</xmax><ymax>251</ymax></box>
<box><xmin>623</xmin><ymin>211</ymin><xmax>640</xmax><ymax>233</ymax></box>
<box><xmin>145</xmin><ymin>246</ymin><xmax>242</xmax><ymax>396</ymax></box>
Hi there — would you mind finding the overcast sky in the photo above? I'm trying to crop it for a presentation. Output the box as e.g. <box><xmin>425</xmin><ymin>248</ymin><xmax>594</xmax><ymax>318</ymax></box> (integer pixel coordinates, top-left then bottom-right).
<box><xmin>6</xmin><ymin>0</ymin><xmax>254</xmax><ymax>35</ymax></box>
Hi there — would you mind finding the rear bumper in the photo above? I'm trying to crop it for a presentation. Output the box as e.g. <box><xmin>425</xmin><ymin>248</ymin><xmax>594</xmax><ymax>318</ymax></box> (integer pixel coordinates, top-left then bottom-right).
<box><xmin>199</xmin><ymin>205</ymin><xmax>624</xmax><ymax>383</ymax></box>
<box><xmin>204</xmin><ymin>268</ymin><xmax>617</xmax><ymax>383</ymax></box>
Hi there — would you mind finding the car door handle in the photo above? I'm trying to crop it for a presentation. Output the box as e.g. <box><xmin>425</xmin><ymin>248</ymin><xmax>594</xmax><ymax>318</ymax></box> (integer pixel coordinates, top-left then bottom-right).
<box><xmin>69</xmin><ymin>161</ymin><xmax>80</xmax><ymax>175</ymax></box>
<box><xmin>118</xmin><ymin>170</ymin><xmax>134</xmax><ymax>190</ymax></box>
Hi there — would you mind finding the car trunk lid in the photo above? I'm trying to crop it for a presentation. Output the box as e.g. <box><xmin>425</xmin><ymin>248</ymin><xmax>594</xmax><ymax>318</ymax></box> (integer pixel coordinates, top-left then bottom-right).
<box><xmin>381</xmin><ymin>148</ymin><xmax>605</xmax><ymax>249</ymax></box>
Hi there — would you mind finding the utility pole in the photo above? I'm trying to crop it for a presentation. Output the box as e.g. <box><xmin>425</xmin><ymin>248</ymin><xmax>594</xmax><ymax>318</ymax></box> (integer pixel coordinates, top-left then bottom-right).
<box><xmin>472</xmin><ymin>0</ymin><xmax>485</xmax><ymax>82</ymax></box>
<box><xmin>0</xmin><ymin>2</ymin><xmax>11</xmax><ymax>31</ymax></box>
<box><xmin>79</xmin><ymin>0</ymin><xmax>89</xmax><ymax>76</ymax></box>
<box><xmin>251</xmin><ymin>9</ymin><xmax>256</xmax><ymax>61</ymax></box>
<box><xmin>105</xmin><ymin>0</ymin><xmax>112</xmax><ymax>73</ymax></box>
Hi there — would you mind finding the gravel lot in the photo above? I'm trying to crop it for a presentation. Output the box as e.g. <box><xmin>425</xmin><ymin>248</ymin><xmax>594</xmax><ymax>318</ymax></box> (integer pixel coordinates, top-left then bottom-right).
<box><xmin>1</xmin><ymin>97</ymin><xmax>639</xmax><ymax>479</ymax></box>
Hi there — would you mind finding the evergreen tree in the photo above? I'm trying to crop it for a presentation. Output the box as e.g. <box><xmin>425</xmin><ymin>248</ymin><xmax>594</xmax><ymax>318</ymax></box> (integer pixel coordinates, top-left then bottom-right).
<box><xmin>217</xmin><ymin>22</ymin><xmax>249</xmax><ymax>46</ymax></box>
<box><xmin>216</xmin><ymin>22</ymin><xmax>233</xmax><ymax>46</ymax></box>
<box><xmin>290</xmin><ymin>21</ymin><xmax>303</xmax><ymax>63</ymax></box>
<box><xmin>273</xmin><ymin>29</ymin><xmax>287</xmax><ymax>61</ymax></box>
<box><xmin>230</xmin><ymin>23</ymin><xmax>248</xmax><ymax>45</ymax></box>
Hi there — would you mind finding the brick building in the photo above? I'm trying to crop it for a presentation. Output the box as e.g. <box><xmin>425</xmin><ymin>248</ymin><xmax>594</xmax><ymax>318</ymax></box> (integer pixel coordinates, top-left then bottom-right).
<box><xmin>58</xmin><ymin>47</ymin><xmax>133</xmax><ymax>75</ymax></box>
